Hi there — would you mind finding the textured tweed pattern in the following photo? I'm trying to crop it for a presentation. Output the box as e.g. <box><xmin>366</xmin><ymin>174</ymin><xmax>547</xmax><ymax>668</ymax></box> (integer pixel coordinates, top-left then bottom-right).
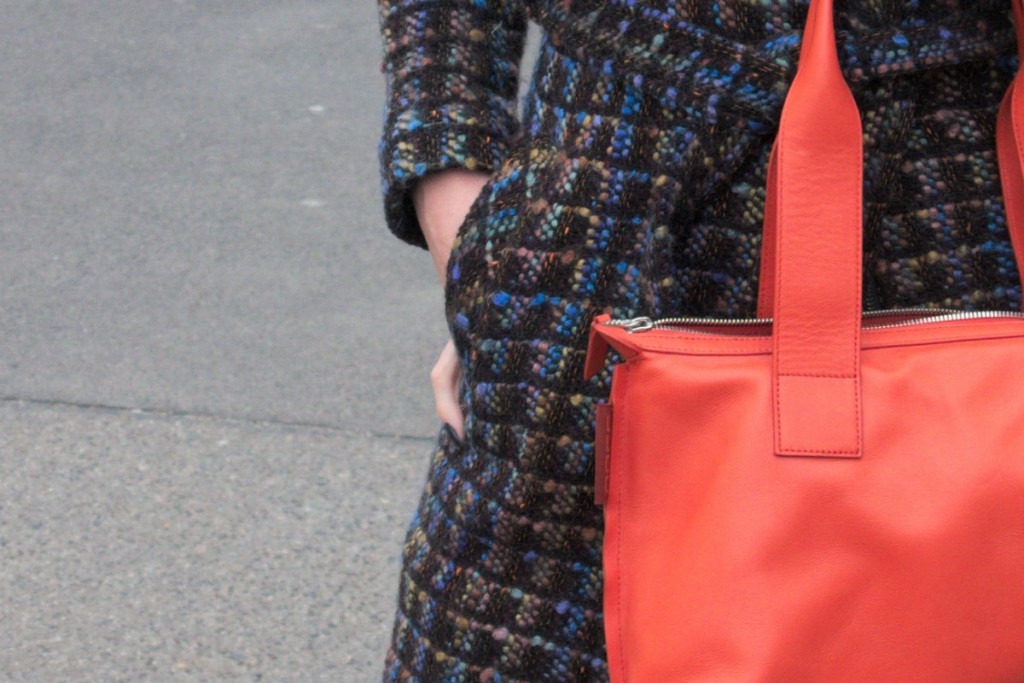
<box><xmin>378</xmin><ymin>2</ymin><xmax>1021</xmax><ymax>681</ymax></box>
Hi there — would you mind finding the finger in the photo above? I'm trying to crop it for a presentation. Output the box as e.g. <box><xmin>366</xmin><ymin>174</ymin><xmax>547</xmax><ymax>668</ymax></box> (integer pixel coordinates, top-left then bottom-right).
<box><xmin>430</xmin><ymin>339</ymin><xmax>465</xmax><ymax>440</ymax></box>
<box><xmin>433</xmin><ymin>344</ymin><xmax>464</xmax><ymax>440</ymax></box>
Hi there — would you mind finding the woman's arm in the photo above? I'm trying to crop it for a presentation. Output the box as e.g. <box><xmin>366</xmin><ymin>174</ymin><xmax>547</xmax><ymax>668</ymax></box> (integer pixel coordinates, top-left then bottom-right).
<box><xmin>377</xmin><ymin>0</ymin><xmax>526</xmax><ymax>250</ymax></box>
<box><xmin>413</xmin><ymin>168</ymin><xmax>491</xmax><ymax>283</ymax></box>
<box><xmin>378</xmin><ymin>0</ymin><xmax>525</xmax><ymax>438</ymax></box>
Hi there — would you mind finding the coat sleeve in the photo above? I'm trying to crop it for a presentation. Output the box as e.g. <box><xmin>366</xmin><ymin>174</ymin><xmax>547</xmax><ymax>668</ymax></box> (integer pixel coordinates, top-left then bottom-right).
<box><xmin>377</xmin><ymin>0</ymin><xmax>527</xmax><ymax>248</ymax></box>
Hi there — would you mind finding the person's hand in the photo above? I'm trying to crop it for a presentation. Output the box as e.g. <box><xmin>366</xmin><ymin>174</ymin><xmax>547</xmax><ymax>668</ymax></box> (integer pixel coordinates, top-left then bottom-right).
<box><xmin>430</xmin><ymin>337</ymin><xmax>465</xmax><ymax>440</ymax></box>
<box><xmin>412</xmin><ymin>168</ymin><xmax>491</xmax><ymax>440</ymax></box>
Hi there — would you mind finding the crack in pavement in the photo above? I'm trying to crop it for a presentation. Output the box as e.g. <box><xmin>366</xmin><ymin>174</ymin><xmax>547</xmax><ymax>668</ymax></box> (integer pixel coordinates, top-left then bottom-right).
<box><xmin>0</xmin><ymin>395</ymin><xmax>437</xmax><ymax>443</ymax></box>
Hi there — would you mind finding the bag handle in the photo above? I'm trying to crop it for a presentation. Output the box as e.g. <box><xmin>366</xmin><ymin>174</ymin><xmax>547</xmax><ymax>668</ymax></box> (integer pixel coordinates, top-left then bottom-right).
<box><xmin>758</xmin><ymin>0</ymin><xmax>1024</xmax><ymax>320</ymax></box>
<box><xmin>996</xmin><ymin>1</ymin><xmax>1024</xmax><ymax>282</ymax></box>
<box><xmin>769</xmin><ymin>0</ymin><xmax>864</xmax><ymax>457</ymax></box>
<box><xmin>766</xmin><ymin>0</ymin><xmax>1024</xmax><ymax>458</ymax></box>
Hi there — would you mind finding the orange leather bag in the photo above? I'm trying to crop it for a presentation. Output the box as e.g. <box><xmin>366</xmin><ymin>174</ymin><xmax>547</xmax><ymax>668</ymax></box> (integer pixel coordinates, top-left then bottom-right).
<box><xmin>583</xmin><ymin>0</ymin><xmax>1024</xmax><ymax>680</ymax></box>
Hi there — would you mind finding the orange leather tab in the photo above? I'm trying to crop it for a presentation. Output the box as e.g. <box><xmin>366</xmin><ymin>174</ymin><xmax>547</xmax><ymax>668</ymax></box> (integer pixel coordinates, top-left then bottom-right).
<box><xmin>584</xmin><ymin>314</ymin><xmax>612</xmax><ymax>380</ymax></box>
<box><xmin>593</xmin><ymin>402</ymin><xmax>612</xmax><ymax>505</ymax></box>
<box><xmin>775</xmin><ymin>375</ymin><xmax>860</xmax><ymax>457</ymax></box>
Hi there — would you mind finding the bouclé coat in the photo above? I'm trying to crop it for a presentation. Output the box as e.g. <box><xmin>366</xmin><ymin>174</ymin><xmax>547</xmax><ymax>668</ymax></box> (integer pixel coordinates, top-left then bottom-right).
<box><xmin>377</xmin><ymin>1</ymin><xmax>1020</xmax><ymax>680</ymax></box>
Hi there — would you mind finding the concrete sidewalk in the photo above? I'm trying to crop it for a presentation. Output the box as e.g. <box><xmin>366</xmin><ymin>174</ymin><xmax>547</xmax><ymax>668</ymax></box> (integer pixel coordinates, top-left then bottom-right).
<box><xmin>0</xmin><ymin>1</ymin><xmax>542</xmax><ymax>680</ymax></box>
<box><xmin>0</xmin><ymin>399</ymin><xmax>428</xmax><ymax>681</ymax></box>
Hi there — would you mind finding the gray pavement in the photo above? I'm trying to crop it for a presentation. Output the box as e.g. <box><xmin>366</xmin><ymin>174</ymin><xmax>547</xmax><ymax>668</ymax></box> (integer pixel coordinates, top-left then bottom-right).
<box><xmin>0</xmin><ymin>399</ymin><xmax>425</xmax><ymax>681</ymax></box>
<box><xmin>0</xmin><ymin>1</ymin><xmax>537</xmax><ymax>681</ymax></box>
<box><xmin>1</xmin><ymin>0</ymin><xmax>444</xmax><ymax>436</ymax></box>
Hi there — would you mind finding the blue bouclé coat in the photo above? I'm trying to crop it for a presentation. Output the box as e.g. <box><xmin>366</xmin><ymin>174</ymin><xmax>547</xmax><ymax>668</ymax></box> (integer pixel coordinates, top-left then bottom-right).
<box><xmin>377</xmin><ymin>1</ymin><xmax>1020</xmax><ymax>680</ymax></box>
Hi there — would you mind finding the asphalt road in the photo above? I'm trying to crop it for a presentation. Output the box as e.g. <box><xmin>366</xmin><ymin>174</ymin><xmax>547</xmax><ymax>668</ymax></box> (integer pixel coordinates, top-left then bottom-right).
<box><xmin>1</xmin><ymin>2</ymin><xmax>538</xmax><ymax>681</ymax></box>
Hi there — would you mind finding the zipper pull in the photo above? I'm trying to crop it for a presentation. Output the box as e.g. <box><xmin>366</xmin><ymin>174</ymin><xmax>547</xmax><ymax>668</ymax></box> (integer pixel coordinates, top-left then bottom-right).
<box><xmin>605</xmin><ymin>316</ymin><xmax>655</xmax><ymax>332</ymax></box>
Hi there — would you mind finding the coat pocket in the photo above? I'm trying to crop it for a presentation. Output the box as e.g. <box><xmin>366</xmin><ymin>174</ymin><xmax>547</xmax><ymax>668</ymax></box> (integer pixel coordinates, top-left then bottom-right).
<box><xmin>443</xmin><ymin>133</ymin><xmax>530</xmax><ymax>333</ymax></box>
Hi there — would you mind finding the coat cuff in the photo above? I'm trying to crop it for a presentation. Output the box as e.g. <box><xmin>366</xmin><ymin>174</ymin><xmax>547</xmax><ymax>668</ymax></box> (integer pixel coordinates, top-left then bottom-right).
<box><xmin>379</xmin><ymin>99</ymin><xmax>520</xmax><ymax>249</ymax></box>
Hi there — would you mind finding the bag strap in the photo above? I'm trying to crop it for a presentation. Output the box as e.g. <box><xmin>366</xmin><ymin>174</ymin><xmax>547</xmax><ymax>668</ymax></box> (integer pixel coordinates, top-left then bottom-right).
<box><xmin>996</xmin><ymin>0</ymin><xmax>1024</xmax><ymax>286</ymax></box>
<box><xmin>766</xmin><ymin>0</ymin><xmax>1024</xmax><ymax>458</ymax></box>
<box><xmin>758</xmin><ymin>0</ymin><xmax>1024</xmax><ymax>321</ymax></box>
<box><xmin>770</xmin><ymin>0</ymin><xmax>864</xmax><ymax>457</ymax></box>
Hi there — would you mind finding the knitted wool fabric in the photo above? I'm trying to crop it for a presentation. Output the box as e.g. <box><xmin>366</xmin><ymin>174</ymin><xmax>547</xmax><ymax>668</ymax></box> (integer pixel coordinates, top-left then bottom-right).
<box><xmin>377</xmin><ymin>2</ymin><xmax>1021</xmax><ymax>681</ymax></box>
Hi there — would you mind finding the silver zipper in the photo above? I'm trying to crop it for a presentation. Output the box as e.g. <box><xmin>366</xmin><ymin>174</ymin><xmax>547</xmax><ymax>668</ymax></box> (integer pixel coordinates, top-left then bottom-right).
<box><xmin>861</xmin><ymin>309</ymin><xmax>1024</xmax><ymax>330</ymax></box>
<box><xmin>605</xmin><ymin>308</ymin><xmax>1024</xmax><ymax>333</ymax></box>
